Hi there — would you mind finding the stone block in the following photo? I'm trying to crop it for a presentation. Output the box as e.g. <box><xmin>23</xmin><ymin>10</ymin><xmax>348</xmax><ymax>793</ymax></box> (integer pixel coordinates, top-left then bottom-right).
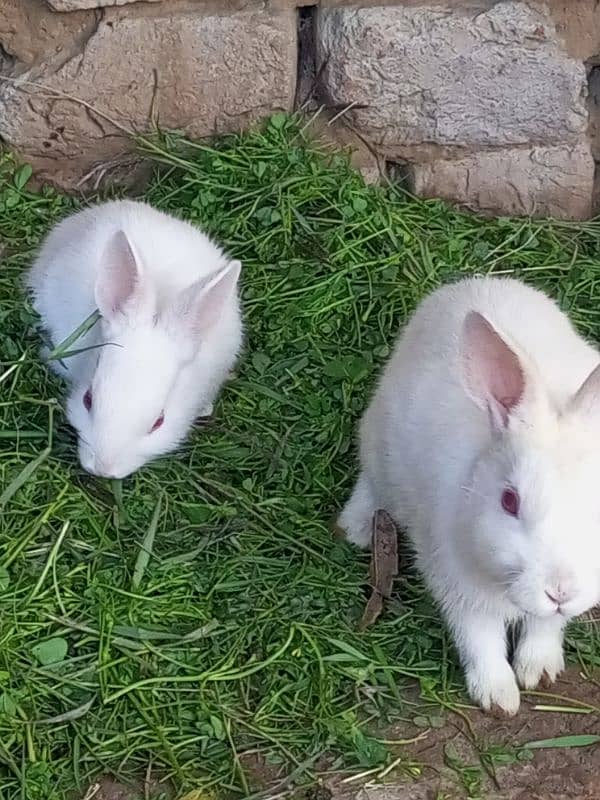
<box><xmin>316</xmin><ymin>2</ymin><xmax>588</xmax><ymax>153</ymax></box>
<box><xmin>408</xmin><ymin>142</ymin><xmax>595</xmax><ymax>220</ymax></box>
<box><xmin>0</xmin><ymin>0</ymin><xmax>98</xmax><ymax>69</ymax></box>
<box><xmin>47</xmin><ymin>0</ymin><xmax>160</xmax><ymax>9</ymax></box>
<box><xmin>0</xmin><ymin>5</ymin><xmax>297</xmax><ymax>189</ymax></box>
<box><xmin>537</xmin><ymin>0</ymin><xmax>600</xmax><ymax>63</ymax></box>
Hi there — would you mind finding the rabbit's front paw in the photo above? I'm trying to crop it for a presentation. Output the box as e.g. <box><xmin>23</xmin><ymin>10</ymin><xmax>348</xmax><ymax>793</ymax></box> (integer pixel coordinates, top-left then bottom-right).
<box><xmin>514</xmin><ymin>638</ymin><xmax>565</xmax><ymax>690</ymax></box>
<box><xmin>337</xmin><ymin>473</ymin><xmax>377</xmax><ymax>549</ymax></box>
<box><xmin>198</xmin><ymin>402</ymin><xmax>214</xmax><ymax>418</ymax></box>
<box><xmin>466</xmin><ymin>661</ymin><xmax>520</xmax><ymax>716</ymax></box>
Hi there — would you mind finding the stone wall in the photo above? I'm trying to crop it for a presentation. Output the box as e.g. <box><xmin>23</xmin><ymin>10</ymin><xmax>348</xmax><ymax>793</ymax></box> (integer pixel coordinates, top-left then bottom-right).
<box><xmin>1</xmin><ymin>0</ymin><xmax>599</xmax><ymax>218</ymax></box>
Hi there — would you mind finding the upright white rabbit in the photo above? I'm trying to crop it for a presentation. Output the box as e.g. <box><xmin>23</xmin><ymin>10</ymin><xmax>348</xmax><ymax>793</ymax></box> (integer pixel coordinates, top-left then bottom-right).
<box><xmin>339</xmin><ymin>277</ymin><xmax>600</xmax><ymax>714</ymax></box>
<box><xmin>28</xmin><ymin>200</ymin><xmax>242</xmax><ymax>478</ymax></box>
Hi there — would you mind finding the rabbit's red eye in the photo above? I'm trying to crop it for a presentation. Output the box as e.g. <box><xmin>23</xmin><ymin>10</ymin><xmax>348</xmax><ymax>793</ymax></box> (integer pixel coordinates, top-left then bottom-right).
<box><xmin>150</xmin><ymin>412</ymin><xmax>164</xmax><ymax>433</ymax></box>
<box><xmin>83</xmin><ymin>388</ymin><xmax>92</xmax><ymax>411</ymax></box>
<box><xmin>501</xmin><ymin>487</ymin><xmax>520</xmax><ymax>517</ymax></box>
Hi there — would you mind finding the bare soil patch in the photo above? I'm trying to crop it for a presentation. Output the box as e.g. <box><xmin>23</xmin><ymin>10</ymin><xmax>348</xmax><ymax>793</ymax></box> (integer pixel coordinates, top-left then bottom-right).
<box><xmin>328</xmin><ymin>668</ymin><xmax>600</xmax><ymax>800</ymax></box>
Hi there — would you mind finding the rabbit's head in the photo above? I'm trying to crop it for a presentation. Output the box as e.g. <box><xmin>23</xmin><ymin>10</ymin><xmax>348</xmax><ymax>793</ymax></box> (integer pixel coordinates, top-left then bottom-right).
<box><xmin>67</xmin><ymin>230</ymin><xmax>240</xmax><ymax>478</ymax></box>
<box><xmin>459</xmin><ymin>311</ymin><xmax>600</xmax><ymax>620</ymax></box>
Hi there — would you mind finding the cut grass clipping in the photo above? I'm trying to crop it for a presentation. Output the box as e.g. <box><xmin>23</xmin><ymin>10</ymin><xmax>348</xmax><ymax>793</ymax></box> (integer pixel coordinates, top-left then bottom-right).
<box><xmin>0</xmin><ymin>114</ymin><xmax>599</xmax><ymax>799</ymax></box>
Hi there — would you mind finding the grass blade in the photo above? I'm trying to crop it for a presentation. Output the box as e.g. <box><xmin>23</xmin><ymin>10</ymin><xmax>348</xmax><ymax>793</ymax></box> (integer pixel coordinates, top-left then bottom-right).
<box><xmin>36</xmin><ymin>698</ymin><xmax>95</xmax><ymax>725</ymax></box>
<box><xmin>131</xmin><ymin>493</ymin><xmax>163</xmax><ymax>591</ymax></box>
<box><xmin>46</xmin><ymin>310</ymin><xmax>101</xmax><ymax>361</ymax></box>
<box><xmin>523</xmin><ymin>735</ymin><xmax>600</xmax><ymax>750</ymax></box>
<box><xmin>0</xmin><ymin>446</ymin><xmax>50</xmax><ymax>508</ymax></box>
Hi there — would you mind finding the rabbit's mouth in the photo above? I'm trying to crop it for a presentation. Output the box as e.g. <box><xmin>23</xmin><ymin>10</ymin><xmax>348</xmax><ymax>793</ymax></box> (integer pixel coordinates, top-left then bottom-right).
<box><xmin>78</xmin><ymin>440</ymin><xmax>139</xmax><ymax>479</ymax></box>
<box><xmin>502</xmin><ymin>581</ymin><xmax>553</xmax><ymax>619</ymax></box>
<box><xmin>506</xmin><ymin>587</ymin><xmax>584</xmax><ymax>621</ymax></box>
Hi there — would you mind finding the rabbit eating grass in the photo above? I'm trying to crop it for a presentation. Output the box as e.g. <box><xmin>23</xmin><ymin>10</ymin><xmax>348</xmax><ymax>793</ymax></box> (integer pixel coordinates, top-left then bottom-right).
<box><xmin>28</xmin><ymin>200</ymin><xmax>242</xmax><ymax>479</ymax></box>
<box><xmin>339</xmin><ymin>277</ymin><xmax>600</xmax><ymax>714</ymax></box>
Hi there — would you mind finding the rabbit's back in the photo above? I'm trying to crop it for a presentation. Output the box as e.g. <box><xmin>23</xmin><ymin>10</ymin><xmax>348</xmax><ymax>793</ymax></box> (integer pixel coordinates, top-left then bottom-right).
<box><xmin>28</xmin><ymin>200</ymin><xmax>231</xmax><ymax>359</ymax></box>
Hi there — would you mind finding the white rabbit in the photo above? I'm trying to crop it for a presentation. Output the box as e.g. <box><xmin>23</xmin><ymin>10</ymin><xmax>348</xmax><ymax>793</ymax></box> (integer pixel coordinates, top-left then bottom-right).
<box><xmin>338</xmin><ymin>276</ymin><xmax>600</xmax><ymax>715</ymax></box>
<box><xmin>28</xmin><ymin>199</ymin><xmax>242</xmax><ymax>479</ymax></box>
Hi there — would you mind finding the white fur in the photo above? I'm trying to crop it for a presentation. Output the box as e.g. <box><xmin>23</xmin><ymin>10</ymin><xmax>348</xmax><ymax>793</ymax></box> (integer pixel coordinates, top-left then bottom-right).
<box><xmin>28</xmin><ymin>200</ymin><xmax>242</xmax><ymax>478</ymax></box>
<box><xmin>339</xmin><ymin>277</ymin><xmax>600</xmax><ymax>714</ymax></box>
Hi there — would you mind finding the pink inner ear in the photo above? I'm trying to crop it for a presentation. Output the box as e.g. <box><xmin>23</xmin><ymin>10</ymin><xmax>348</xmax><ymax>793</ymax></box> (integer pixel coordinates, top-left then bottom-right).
<box><xmin>462</xmin><ymin>311</ymin><xmax>525</xmax><ymax>426</ymax></box>
<box><xmin>571</xmin><ymin>362</ymin><xmax>600</xmax><ymax>418</ymax></box>
<box><xmin>175</xmin><ymin>260</ymin><xmax>241</xmax><ymax>339</ymax></box>
<box><xmin>487</xmin><ymin>353</ymin><xmax>524</xmax><ymax>414</ymax></box>
<box><xmin>95</xmin><ymin>230</ymin><xmax>139</xmax><ymax>318</ymax></box>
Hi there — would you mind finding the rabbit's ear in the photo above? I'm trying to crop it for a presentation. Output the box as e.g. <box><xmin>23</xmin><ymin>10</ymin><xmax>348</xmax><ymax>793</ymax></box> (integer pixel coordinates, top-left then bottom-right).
<box><xmin>169</xmin><ymin>260</ymin><xmax>241</xmax><ymax>341</ymax></box>
<box><xmin>569</xmin><ymin>362</ymin><xmax>600</xmax><ymax>421</ymax></box>
<box><xmin>461</xmin><ymin>311</ymin><xmax>526</xmax><ymax>431</ymax></box>
<box><xmin>95</xmin><ymin>231</ymin><xmax>154</xmax><ymax>321</ymax></box>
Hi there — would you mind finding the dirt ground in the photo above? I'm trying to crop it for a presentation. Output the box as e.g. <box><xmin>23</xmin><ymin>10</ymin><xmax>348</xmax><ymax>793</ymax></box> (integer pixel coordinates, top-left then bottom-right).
<box><xmin>327</xmin><ymin>667</ymin><xmax>600</xmax><ymax>800</ymax></box>
<box><xmin>81</xmin><ymin>776</ymin><xmax>172</xmax><ymax>800</ymax></box>
<box><xmin>83</xmin><ymin>667</ymin><xmax>599</xmax><ymax>800</ymax></box>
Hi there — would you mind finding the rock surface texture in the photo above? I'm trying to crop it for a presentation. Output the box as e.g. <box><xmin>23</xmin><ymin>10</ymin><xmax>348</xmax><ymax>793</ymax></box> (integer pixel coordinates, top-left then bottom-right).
<box><xmin>316</xmin><ymin>1</ymin><xmax>595</xmax><ymax>218</ymax></box>
<box><xmin>410</xmin><ymin>143</ymin><xmax>595</xmax><ymax>219</ymax></box>
<box><xmin>47</xmin><ymin>0</ymin><xmax>161</xmax><ymax>9</ymax></box>
<box><xmin>0</xmin><ymin>2</ymin><xmax>296</xmax><ymax>189</ymax></box>
<box><xmin>0</xmin><ymin>0</ymin><xmax>599</xmax><ymax>217</ymax></box>
<box><xmin>317</xmin><ymin>3</ymin><xmax>587</xmax><ymax>149</ymax></box>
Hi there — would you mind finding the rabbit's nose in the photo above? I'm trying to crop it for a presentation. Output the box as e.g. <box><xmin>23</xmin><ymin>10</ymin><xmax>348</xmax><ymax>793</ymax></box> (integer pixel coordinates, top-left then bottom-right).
<box><xmin>84</xmin><ymin>454</ymin><xmax>115</xmax><ymax>479</ymax></box>
<box><xmin>545</xmin><ymin>585</ymin><xmax>574</xmax><ymax>607</ymax></box>
<box><xmin>95</xmin><ymin>460</ymin><xmax>117</xmax><ymax>478</ymax></box>
<box><xmin>79</xmin><ymin>448</ymin><xmax>101</xmax><ymax>477</ymax></box>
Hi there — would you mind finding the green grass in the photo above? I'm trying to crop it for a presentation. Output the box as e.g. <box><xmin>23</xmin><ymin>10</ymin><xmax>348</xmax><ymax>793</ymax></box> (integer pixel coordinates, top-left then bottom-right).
<box><xmin>0</xmin><ymin>114</ymin><xmax>599</xmax><ymax>799</ymax></box>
